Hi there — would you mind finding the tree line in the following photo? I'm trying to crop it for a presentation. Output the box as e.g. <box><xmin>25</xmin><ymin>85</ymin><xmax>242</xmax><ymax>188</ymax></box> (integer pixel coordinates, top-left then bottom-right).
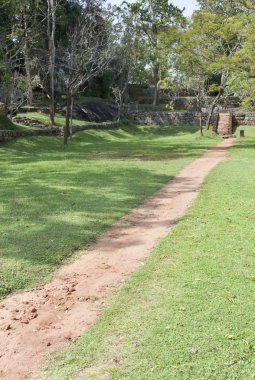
<box><xmin>0</xmin><ymin>0</ymin><xmax>255</xmax><ymax>142</ymax></box>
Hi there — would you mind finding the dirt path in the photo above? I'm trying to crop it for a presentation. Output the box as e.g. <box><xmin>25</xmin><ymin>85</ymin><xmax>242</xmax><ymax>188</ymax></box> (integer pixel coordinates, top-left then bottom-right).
<box><xmin>0</xmin><ymin>139</ymin><xmax>233</xmax><ymax>380</ymax></box>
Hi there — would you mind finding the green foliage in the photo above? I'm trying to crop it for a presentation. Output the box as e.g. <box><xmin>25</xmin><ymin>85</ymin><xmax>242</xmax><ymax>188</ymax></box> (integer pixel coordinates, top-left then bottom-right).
<box><xmin>43</xmin><ymin>127</ymin><xmax>255</xmax><ymax>380</ymax></box>
<box><xmin>2</xmin><ymin>0</ymin><xmax>255</xmax><ymax>111</ymax></box>
<box><xmin>197</xmin><ymin>0</ymin><xmax>241</xmax><ymax>15</ymax></box>
<box><xmin>226</xmin><ymin>12</ymin><xmax>255</xmax><ymax>110</ymax></box>
<box><xmin>0</xmin><ymin>124</ymin><xmax>219</xmax><ymax>299</ymax></box>
<box><xmin>129</xmin><ymin>0</ymin><xmax>184</xmax><ymax>31</ymax></box>
<box><xmin>55</xmin><ymin>0</ymin><xmax>84</xmax><ymax>43</ymax></box>
<box><xmin>113</xmin><ymin>3</ymin><xmax>151</xmax><ymax>86</ymax></box>
<box><xmin>174</xmin><ymin>9</ymin><xmax>243</xmax><ymax>108</ymax></box>
<box><xmin>181</xmin><ymin>1</ymin><xmax>255</xmax><ymax>109</ymax></box>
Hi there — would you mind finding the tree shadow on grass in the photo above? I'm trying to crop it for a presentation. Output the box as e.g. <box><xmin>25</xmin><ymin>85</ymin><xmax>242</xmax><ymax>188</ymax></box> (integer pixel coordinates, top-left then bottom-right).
<box><xmin>0</xmin><ymin>163</ymin><xmax>175</xmax><ymax>298</ymax></box>
<box><xmin>0</xmin><ymin>122</ymin><xmax>216</xmax><ymax>162</ymax></box>
<box><xmin>0</xmin><ymin>125</ymin><xmax>219</xmax><ymax>298</ymax></box>
<box><xmin>0</xmin><ymin>138</ymin><xmax>217</xmax><ymax>167</ymax></box>
<box><xmin>0</xmin><ymin>171</ymin><xmax>203</xmax><ymax>299</ymax></box>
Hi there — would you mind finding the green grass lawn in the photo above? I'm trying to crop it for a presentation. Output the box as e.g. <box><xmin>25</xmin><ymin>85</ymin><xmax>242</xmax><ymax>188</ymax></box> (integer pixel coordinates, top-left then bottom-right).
<box><xmin>42</xmin><ymin>126</ymin><xmax>255</xmax><ymax>380</ymax></box>
<box><xmin>0</xmin><ymin>124</ymin><xmax>219</xmax><ymax>300</ymax></box>
<box><xmin>16</xmin><ymin>111</ymin><xmax>89</xmax><ymax>127</ymax></box>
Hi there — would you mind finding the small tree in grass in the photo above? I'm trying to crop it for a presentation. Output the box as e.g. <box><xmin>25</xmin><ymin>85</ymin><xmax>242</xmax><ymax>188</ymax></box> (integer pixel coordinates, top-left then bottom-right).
<box><xmin>110</xmin><ymin>4</ymin><xmax>145</xmax><ymax>122</ymax></box>
<box><xmin>175</xmin><ymin>11</ymin><xmax>242</xmax><ymax>131</ymax></box>
<box><xmin>118</xmin><ymin>0</ymin><xmax>184</xmax><ymax>106</ymax></box>
<box><xmin>60</xmin><ymin>1</ymin><xmax>113</xmax><ymax>144</ymax></box>
<box><xmin>174</xmin><ymin>22</ymin><xmax>210</xmax><ymax>135</ymax></box>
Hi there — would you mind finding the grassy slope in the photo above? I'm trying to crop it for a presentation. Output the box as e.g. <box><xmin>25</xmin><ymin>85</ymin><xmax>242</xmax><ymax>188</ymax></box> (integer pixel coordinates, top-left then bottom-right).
<box><xmin>0</xmin><ymin>114</ymin><xmax>31</xmax><ymax>131</ymax></box>
<box><xmin>0</xmin><ymin>124</ymin><xmax>219</xmax><ymax>299</ymax></box>
<box><xmin>16</xmin><ymin>111</ymin><xmax>89</xmax><ymax>127</ymax></box>
<box><xmin>44</xmin><ymin>127</ymin><xmax>255</xmax><ymax>380</ymax></box>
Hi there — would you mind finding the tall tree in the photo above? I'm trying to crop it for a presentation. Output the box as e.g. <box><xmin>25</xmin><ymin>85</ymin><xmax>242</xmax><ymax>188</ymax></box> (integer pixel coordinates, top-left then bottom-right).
<box><xmin>176</xmin><ymin>11</ymin><xmax>242</xmax><ymax>129</ymax></box>
<box><xmin>121</xmin><ymin>0</ymin><xmax>184</xmax><ymax>106</ymax></box>
<box><xmin>11</xmin><ymin>0</ymin><xmax>41</xmax><ymax>105</ymax></box>
<box><xmin>60</xmin><ymin>0</ymin><xmax>113</xmax><ymax>144</ymax></box>
<box><xmin>46</xmin><ymin>0</ymin><xmax>58</xmax><ymax>126</ymax></box>
<box><xmin>110</xmin><ymin>3</ymin><xmax>148</xmax><ymax>118</ymax></box>
<box><xmin>197</xmin><ymin>0</ymin><xmax>241</xmax><ymax>15</ymax></box>
<box><xmin>0</xmin><ymin>0</ymin><xmax>34</xmax><ymax>113</ymax></box>
<box><xmin>226</xmin><ymin>11</ymin><xmax>255</xmax><ymax>109</ymax></box>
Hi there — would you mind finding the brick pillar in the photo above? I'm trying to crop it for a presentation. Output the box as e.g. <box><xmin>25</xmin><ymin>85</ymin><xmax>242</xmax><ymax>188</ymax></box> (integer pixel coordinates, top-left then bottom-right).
<box><xmin>217</xmin><ymin>112</ymin><xmax>233</xmax><ymax>136</ymax></box>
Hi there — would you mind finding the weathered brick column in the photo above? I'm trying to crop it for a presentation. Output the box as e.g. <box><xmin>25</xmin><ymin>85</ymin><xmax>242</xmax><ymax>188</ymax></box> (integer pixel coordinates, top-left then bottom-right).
<box><xmin>217</xmin><ymin>112</ymin><xmax>233</xmax><ymax>136</ymax></box>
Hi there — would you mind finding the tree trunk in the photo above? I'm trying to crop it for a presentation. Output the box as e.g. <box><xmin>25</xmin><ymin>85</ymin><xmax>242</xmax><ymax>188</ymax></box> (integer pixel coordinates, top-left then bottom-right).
<box><xmin>199</xmin><ymin>109</ymin><xmax>203</xmax><ymax>136</ymax></box>
<box><xmin>117</xmin><ymin>89</ymin><xmax>123</xmax><ymax>122</ymax></box>
<box><xmin>64</xmin><ymin>93</ymin><xmax>71</xmax><ymax>145</ymax></box>
<box><xmin>70</xmin><ymin>96</ymin><xmax>74</xmax><ymax>139</ymax></box>
<box><xmin>206</xmin><ymin>90</ymin><xmax>223</xmax><ymax>130</ymax></box>
<box><xmin>196</xmin><ymin>92</ymin><xmax>204</xmax><ymax>136</ymax></box>
<box><xmin>117</xmin><ymin>104</ymin><xmax>121</xmax><ymax>122</ymax></box>
<box><xmin>153</xmin><ymin>63</ymin><xmax>160</xmax><ymax>106</ymax></box>
<box><xmin>47</xmin><ymin>0</ymin><xmax>56</xmax><ymax>126</ymax></box>
<box><xmin>23</xmin><ymin>13</ymin><xmax>33</xmax><ymax>105</ymax></box>
<box><xmin>206</xmin><ymin>71</ymin><xmax>228</xmax><ymax>130</ymax></box>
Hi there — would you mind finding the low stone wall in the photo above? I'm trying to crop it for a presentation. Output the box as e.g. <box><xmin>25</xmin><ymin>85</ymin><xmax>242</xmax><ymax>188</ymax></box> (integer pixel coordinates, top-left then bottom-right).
<box><xmin>233</xmin><ymin>112</ymin><xmax>255</xmax><ymax>126</ymax></box>
<box><xmin>124</xmin><ymin>107</ymin><xmax>255</xmax><ymax>129</ymax></box>
<box><xmin>0</xmin><ymin>127</ymin><xmax>61</xmax><ymax>143</ymax></box>
<box><xmin>0</xmin><ymin>121</ymin><xmax>119</xmax><ymax>143</ymax></box>
<box><xmin>123</xmin><ymin>108</ymin><xmax>218</xmax><ymax>127</ymax></box>
<box><xmin>173</xmin><ymin>96</ymin><xmax>241</xmax><ymax>110</ymax></box>
<box><xmin>3</xmin><ymin>110</ymin><xmax>255</xmax><ymax>144</ymax></box>
<box><xmin>124</xmin><ymin>109</ymin><xmax>198</xmax><ymax>125</ymax></box>
<box><xmin>12</xmin><ymin>116</ymin><xmax>47</xmax><ymax>129</ymax></box>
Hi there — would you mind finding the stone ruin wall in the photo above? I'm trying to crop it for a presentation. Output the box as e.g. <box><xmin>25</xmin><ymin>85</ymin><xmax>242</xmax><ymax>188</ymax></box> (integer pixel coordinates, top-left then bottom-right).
<box><xmin>123</xmin><ymin>108</ymin><xmax>218</xmax><ymax>127</ymax></box>
<box><xmin>233</xmin><ymin>112</ymin><xmax>255</xmax><ymax>126</ymax></box>
<box><xmin>123</xmin><ymin>106</ymin><xmax>255</xmax><ymax>129</ymax></box>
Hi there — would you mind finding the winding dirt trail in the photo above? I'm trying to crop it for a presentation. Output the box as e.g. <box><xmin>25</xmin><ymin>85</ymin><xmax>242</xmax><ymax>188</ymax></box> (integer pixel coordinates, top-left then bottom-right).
<box><xmin>0</xmin><ymin>138</ymin><xmax>233</xmax><ymax>380</ymax></box>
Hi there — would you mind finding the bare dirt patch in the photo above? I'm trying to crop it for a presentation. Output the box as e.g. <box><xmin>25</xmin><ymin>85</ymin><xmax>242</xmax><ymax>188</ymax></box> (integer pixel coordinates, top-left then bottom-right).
<box><xmin>0</xmin><ymin>139</ymin><xmax>233</xmax><ymax>380</ymax></box>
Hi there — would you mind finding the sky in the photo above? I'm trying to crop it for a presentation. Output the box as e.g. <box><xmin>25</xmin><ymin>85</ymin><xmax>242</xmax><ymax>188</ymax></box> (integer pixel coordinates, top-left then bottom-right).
<box><xmin>108</xmin><ymin>0</ymin><xmax>199</xmax><ymax>17</ymax></box>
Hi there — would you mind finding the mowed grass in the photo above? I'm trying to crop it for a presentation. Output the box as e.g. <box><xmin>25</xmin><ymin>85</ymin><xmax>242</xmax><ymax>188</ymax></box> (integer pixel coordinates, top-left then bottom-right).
<box><xmin>43</xmin><ymin>127</ymin><xmax>255</xmax><ymax>380</ymax></box>
<box><xmin>0</xmin><ymin>124</ymin><xmax>219</xmax><ymax>299</ymax></box>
